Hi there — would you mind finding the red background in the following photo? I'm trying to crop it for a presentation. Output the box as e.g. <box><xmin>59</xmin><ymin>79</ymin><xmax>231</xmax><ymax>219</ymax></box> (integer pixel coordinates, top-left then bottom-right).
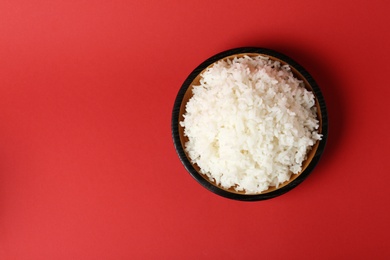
<box><xmin>1</xmin><ymin>0</ymin><xmax>389</xmax><ymax>259</ymax></box>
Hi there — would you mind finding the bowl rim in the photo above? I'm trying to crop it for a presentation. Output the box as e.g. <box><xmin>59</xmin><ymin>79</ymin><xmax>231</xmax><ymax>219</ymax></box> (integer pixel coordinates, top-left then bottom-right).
<box><xmin>171</xmin><ymin>47</ymin><xmax>328</xmax><ymax>201</ymax></box>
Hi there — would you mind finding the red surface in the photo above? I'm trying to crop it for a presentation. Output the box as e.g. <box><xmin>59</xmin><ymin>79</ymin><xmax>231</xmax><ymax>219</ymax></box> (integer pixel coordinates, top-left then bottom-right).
<box><xmin>1</xmin><ymin>0</ymin><xmax>390</xmax><ymax>259</ymax></box>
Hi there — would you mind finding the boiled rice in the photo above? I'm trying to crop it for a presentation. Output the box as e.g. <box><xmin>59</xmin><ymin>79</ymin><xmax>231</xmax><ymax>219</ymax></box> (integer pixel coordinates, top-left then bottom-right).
<box><xmin>180</xmin><ymin>55</ymin><xmax>321</xmax><ymax>194</ymax></box>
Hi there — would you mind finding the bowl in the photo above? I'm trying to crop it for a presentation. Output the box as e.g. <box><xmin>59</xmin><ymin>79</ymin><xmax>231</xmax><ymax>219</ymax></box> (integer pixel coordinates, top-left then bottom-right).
<box><xmin>171</xmin><ymin>47</ymin><xmax>328</xmax><ymax>201</ymax></box>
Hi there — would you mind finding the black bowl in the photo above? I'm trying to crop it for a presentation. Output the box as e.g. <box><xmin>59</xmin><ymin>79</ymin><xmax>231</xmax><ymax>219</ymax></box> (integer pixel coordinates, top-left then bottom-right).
<box><xmin>172</xmin><ymin>47</ymin><xmax>328</xmax><ymax>201</ymax></box>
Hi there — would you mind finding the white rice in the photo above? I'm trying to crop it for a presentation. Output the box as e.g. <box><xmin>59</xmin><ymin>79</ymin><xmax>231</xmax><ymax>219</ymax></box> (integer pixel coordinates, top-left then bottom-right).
<box><xmin>180</xmin><ymin>55</ymin><xmax>321</xmax><ymax>194</ymax></box>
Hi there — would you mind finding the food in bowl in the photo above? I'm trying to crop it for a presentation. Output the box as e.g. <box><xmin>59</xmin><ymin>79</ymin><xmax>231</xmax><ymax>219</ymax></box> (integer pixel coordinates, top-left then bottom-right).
<box><xmin>180</xmin><ymin>54</ymin><xmax>322</xmax><ymax>194</ymax></box>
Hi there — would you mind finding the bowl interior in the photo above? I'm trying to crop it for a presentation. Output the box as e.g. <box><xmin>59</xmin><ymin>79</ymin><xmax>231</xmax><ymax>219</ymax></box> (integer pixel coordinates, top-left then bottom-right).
<box><xmin>178</xmin><ymin>53</ymin><xmax>323</xmax><ymax>195</ymax></box>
